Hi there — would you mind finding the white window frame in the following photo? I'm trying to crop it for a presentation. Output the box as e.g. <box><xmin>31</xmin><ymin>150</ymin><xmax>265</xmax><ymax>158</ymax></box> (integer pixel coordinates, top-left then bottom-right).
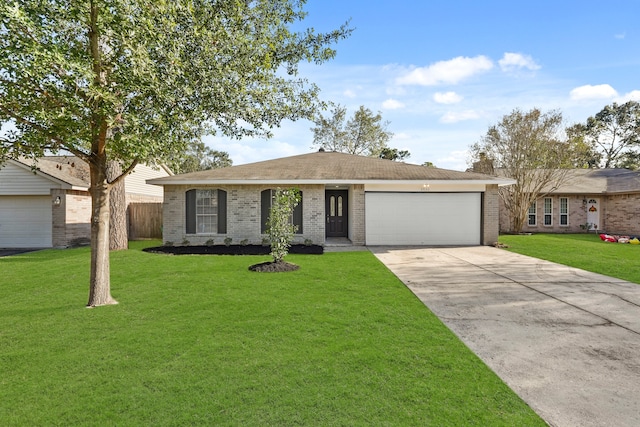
<box><xmin>544</xmin><ymin>197</ymin><xmax>553</xmax><ymax>226</ymax></box>
<box><xmin>559</xmin><ymin>197</ymin><xmax>568</xmax><ymax>226</ymax></box>
<box><xmin>196</xmin><ymin>189</ymin><xmax>218</xmax><ymax>234</ymax></box>
<box><xmin>527</xmin><ymin>201</ymin><xmax>537</xmax><ymax>226</ymax></box>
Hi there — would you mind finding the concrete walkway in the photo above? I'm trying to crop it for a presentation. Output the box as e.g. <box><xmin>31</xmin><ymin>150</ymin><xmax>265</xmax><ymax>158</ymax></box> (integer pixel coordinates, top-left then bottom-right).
<box><xmin>370</xmin><ymin>245</ymin><xmax>640</xmax><ymax>427</ymax></box>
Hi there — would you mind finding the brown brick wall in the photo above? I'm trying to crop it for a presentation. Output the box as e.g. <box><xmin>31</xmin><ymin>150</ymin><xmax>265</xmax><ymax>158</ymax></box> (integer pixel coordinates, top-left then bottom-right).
<box><xmin>604</xmin><ymin>194</ymin><xmax>640</xmax><ymax>235</ymax></box>
<box><xmin>499</xmin><ymin>193</ymin><xmax>640</xmax><ymax>235</ymax></box>
<box><xmin>482</xmin><ymin>185</ymin><xmax>499</xmax><ymax>245</ymax></box>
<box><xmin>52</xmin><ymin>189</ymin><xmax>91</xmax><ymax>247</ymax></box>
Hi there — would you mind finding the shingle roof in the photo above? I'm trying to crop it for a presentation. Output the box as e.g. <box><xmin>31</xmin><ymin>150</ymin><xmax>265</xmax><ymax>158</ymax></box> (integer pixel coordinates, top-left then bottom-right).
<box><xmin>15</xmin><ymin>156</ymin><xmax>90</xmax><ymax>189</ymax></box>
<box><xmin>149</xmin><ymin>151</ymin><xmax>513</xmax><ymax>185</ymax></box>
<box><xmin>553</xmin><ymin>168</ymin><xmax>640</xmax><ymax>194</ymax></box>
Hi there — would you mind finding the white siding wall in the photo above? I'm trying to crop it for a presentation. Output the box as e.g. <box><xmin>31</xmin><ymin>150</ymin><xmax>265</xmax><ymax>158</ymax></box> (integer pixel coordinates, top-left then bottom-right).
<box><xmin>0</xmin><ymin>161</ymin><xmax>61</xmax><ymax>195</ymax></box>
<box><xmin>125</xmin><ymin>164</ymin><xmax>170</xmax><ymax>199</ymax></box>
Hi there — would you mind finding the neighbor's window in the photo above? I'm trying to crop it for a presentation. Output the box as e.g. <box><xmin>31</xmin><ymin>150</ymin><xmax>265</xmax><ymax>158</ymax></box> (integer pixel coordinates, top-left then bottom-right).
<box><xmin>544</xmin><ymin>198</ymin><xmax>552</xmax><ymax>226</ymax></box>
<box><xmin>528</xmin><ymin>201</ymin><xmax>536</xmax><ymax>226</ymax></box>
<box><xmin>261</xmin><ymin>189</ymin><xmax>303</xmax><ymax>234</ymax></box>
<box><xmin>185</xmin><ymin>189</ymin><xmax>227</xmax><ymax>234</ymax></box>
<box><xmin>559</xmin><ymin>197</ymin><xmax>568</xmax><ymax>226</ymax></box>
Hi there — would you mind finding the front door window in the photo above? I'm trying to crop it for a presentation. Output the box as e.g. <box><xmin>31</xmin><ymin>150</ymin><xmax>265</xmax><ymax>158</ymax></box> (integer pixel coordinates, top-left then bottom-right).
<box><xmin>326</xmin><ymin>190</ymin><xmax>348</xmax><ymax>237</ymax></box>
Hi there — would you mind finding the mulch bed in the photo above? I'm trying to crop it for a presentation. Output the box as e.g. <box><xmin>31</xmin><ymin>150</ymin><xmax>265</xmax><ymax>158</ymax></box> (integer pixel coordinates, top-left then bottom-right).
<box><xmin>248</xmin><ymin>261</ymin><xmax>300</xmax><ymax>272</ymax></box>
<box><xmin>143</xmin><ymin>244</ymin><xmax>324</xmax><ymax>256</ymax></box>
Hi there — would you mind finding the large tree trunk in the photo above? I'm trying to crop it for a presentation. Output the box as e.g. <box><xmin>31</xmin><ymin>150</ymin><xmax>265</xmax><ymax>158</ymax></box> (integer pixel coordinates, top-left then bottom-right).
<box><xmin>108</xmin><ymin>161</ymin><xmax>128</xmax><ymax>250</ymax></box>
<box><xmin>87</xmin><ymin>159</ymin><xmax>118</xmax><ymax>307</ymax></box>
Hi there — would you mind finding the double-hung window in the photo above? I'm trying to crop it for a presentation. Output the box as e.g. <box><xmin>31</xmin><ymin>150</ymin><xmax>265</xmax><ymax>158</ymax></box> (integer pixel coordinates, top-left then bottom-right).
<box><xmin>185</xmin><ymin>189</ymin><xmax>227</xmax><ymax>234</ymax></box>
<box><xmin>559</xmin><ymin>197</ymin><xmax>568</xmax><ymax>226</ymax></box>
<box><xmin>544</xmin><ymin>198</ymin><xmax>553</xmax><ymax>226</ymax></box>
<box><xmin>528</xmin><ymin>201</ymin><xmax>537</xmax><ymax>226</ymax></box>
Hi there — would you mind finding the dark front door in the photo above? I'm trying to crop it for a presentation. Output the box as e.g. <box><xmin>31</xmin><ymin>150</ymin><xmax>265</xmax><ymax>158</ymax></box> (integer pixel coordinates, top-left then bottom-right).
<box><xmin>326</xmin><ymin>190</ymin><xmax>348</xmax><ymax>237</ymax></box>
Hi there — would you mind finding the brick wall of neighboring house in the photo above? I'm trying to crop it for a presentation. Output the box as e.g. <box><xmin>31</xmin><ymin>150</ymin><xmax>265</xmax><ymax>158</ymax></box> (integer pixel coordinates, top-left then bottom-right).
<box><xmin>499</xmin><ymin>193</ymin><xmax>640</xmax><ymax>236</ymax></box>
<box><xmin>604</xmin><ymin>194</ymin><xmax>640</xmax><ymax>235</ymax></box>
<box><xmin>162</xmin><ymin>184</ymin><xmax>326</xmax><ymax>246</ymax></box>
<box><xmin>50</xmin><ymin>190</ymin><xmax>165</xmax><ymax>247</ymax></box>
<box><xmin>52</xmin><ymin>189</ymin><xmax>91</xmax><ymax>248</ymax></box>
<box><xmin>350</xmin><ymin>185</ymin><xmax>365</xmax><ymax>245</ymax></box>
<box><xmin>521</xmin><ymin>195</ymin><xmax>589</xmax><ymax>234</ymax></box>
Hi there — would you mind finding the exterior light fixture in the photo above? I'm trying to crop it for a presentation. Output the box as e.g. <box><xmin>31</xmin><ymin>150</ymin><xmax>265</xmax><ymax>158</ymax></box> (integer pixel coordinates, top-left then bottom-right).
<box><xmin>53</xmin><ymin>196</ymin><xmax>61</xmax><ymax>206</ymax></box>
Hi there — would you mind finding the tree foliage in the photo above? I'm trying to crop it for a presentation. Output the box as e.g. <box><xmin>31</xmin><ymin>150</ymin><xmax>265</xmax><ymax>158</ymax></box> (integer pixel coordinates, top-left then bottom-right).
<box><xmin>0</xmin><ymin>0</ymin><xmax>351</xmax><ymax>306</ymax></box>
<box><xmin>572</xmin><ymin>101</ymin><xmax>640</xmax><ymax>168</ymax></box>
<box><xmin>173</xmin><ymin>140</ymin><xmax>232</xmax><ymax>174</ymax></box>
<box><xmin>469</xmin><ymin>108</ymin><xmax>571</xmax><ymax>234</ymax></box>
<box><xmin>564</xmin><ymin>123</ymin><xmax>602</xmax><ymax>168</ymax></box>
<box><xmin>310</xmin><ymin>104</ymin><xmax>399</xmax><ymax>157</ymax></box>
<box><xmin>266</xmin><ymin>188</ymin><xmax>301</xmax><ymax>263</ymax></box>
<box><xmin>379</xmin><ymin>147</ymin><xmax>410</xmax><ymax>161</ymax></box>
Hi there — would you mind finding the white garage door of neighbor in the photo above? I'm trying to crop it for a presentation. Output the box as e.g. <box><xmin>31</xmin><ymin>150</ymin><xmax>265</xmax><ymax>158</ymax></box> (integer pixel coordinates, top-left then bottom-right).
<box><xmin>0</xmin><ymin>196</ymin><xmax>52</xmax><ymax>248</ymax></box>
<box><xmin>365</xmin><ymin>192</ymin><xmax>481</xmax><ymax>245</ymax></box>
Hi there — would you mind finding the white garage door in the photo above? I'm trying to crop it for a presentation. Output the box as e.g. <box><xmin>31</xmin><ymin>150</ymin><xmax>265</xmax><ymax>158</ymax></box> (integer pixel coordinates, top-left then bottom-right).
<box><xmin>365</xmin><ymin>192</ymin><xmax>481</xmax><ymax>245</ymax></box>
<box><xmin>0</xmin><ymin>196</ymin><xmax>52</xmax><ymax>248</ymax></box>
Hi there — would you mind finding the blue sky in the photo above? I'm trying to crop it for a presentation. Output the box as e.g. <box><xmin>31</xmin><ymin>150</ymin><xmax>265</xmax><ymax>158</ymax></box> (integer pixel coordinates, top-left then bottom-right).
<box><xmin>208</xmin><ymin>0</ymin><xmax>640</xmax><ymax>170</ymax></box>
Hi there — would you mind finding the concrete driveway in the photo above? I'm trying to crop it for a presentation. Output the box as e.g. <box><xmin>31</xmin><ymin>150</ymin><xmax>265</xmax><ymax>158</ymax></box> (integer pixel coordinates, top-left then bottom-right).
<box><xmin>370</xmin><ymin>245</ymin><xmax>640</xmax><ymax>427</ymax></box>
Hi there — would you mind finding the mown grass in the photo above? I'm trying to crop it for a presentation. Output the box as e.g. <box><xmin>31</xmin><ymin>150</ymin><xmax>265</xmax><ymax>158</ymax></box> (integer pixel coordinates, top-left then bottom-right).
<box><xmin>499</xmin><ymin>233</ymin><xmax>640</xmax><ymax>284</ymax></box>
<box><xmin>0</xmin><ymin>241</ymin><xmax>544</xmax><ymax>426</ymax></box>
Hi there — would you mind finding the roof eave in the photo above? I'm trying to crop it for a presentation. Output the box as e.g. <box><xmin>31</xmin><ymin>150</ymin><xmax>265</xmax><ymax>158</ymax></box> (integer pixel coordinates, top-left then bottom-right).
<box><xmin>148</xmin><ymin>178</ymin><xmax>516</xmax><ymax>186</ymax></box>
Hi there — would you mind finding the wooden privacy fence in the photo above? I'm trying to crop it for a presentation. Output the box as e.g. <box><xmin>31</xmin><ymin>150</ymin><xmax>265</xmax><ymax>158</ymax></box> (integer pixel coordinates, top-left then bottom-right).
<box><xmin>128</xmin><ymin>203</ymin><xmax>163</xmax><ymax>239</ymax></box>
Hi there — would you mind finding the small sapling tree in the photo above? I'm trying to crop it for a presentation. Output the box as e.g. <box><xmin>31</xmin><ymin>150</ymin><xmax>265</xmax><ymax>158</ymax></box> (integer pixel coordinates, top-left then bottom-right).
<box><xmin>267</xmin><ymin>188</ymin><xmax>301</xmax><ymax>263</ymax></box>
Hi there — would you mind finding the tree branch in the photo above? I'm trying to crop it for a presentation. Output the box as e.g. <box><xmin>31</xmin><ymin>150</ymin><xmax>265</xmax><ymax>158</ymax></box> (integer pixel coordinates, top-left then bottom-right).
<box><xmin>108</xmin><ymin>158</ymin><xmax>139</xmax><ymax>187</ymax></box>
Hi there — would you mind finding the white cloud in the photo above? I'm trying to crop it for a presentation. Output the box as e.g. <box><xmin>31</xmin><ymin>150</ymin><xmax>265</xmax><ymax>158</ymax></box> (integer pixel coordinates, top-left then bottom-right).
<box><xmin>440</xmin><ymin>110</ymin><xmax>481</xmax><ymax>123</ymax></box>
<box><xmin>204</xmin><ymin>130</ymin><xmax>310</xmax><ymax>165</ymax></box>
<box><xmin>382</xmin><ymin>98</ymin><xmax>405</xmax><ymax>110</ymax></box>
<box><xmin>435</xmin><ymin>150</ymin><xmax>470</xmax><ymax>171</ymax></box>
<box><xmin>396</xmin><ymin>55</ymin><xmax>494</xmax><ymax>86</ymax></box>
<box><xmin>618</xmin><ymin>90</ymin><xmax>640</xmax><ymax>102</ymax></box>
<box><xmin>615</xmin><ymin>33</ymin><xmax>626</xmax><ymax>39</ymax></box>
<box><xmin>343</xmin><ymin>89</ymin><xmax>357</xmax><ymax>98</ymax></box>
<box><xmin>569</xmin><ymin>84</ymin><xmax>618</xmax><ymax>101</ymax></box>
<box><xmin>433</xmin><ymin>91</ymin><xmax>463</xmax><ymax>104</ymax></box>
<box><xmin>392</xmin><ymin>132</ymin><xmax>412</xmax><ymax>140</ymax></box>
<box><xmin>498</xmin><ymin>52</ymin><xmax>541</xmax><ymax>72</ymax></box>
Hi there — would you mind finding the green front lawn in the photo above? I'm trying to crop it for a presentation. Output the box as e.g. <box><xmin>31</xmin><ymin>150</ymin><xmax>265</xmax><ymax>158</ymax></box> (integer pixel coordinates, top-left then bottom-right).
<box><xmin>499</xmin><ymin>233</ymin><xmax>640</xmax><ymax>284</ymax></box>
<box><xmin>0</xmin><ymin>242</ymin><xmax>544</xmax><ymax>426</ymax></box>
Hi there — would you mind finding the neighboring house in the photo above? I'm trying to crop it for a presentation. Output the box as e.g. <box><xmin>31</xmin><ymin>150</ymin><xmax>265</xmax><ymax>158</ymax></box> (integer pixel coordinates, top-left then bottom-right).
<box><xmin>498</xmin><ymin>169</ymin><xmax>640</xmax><ymax>235</ymax></box>
<box><xmin>148</xmin><ymin>151</ymin><xmax>514</xmax><ymax>247</ymax></box>
<box><xmin>0</xmin><ymin>156</ymin><xmax>171</xmax><ymax>248</ymax></box>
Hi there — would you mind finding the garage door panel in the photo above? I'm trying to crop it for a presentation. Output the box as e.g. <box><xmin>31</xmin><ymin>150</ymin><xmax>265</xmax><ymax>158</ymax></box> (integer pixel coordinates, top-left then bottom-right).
<box><xmin>0</xmin><ymin>196</ymin><xmax>52</xmax><ymax>248</ymax></box>
<box><xmin>365</xmin><ymin>193</ymin><xmax>480</xmax><ymax>245</ymax></box>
